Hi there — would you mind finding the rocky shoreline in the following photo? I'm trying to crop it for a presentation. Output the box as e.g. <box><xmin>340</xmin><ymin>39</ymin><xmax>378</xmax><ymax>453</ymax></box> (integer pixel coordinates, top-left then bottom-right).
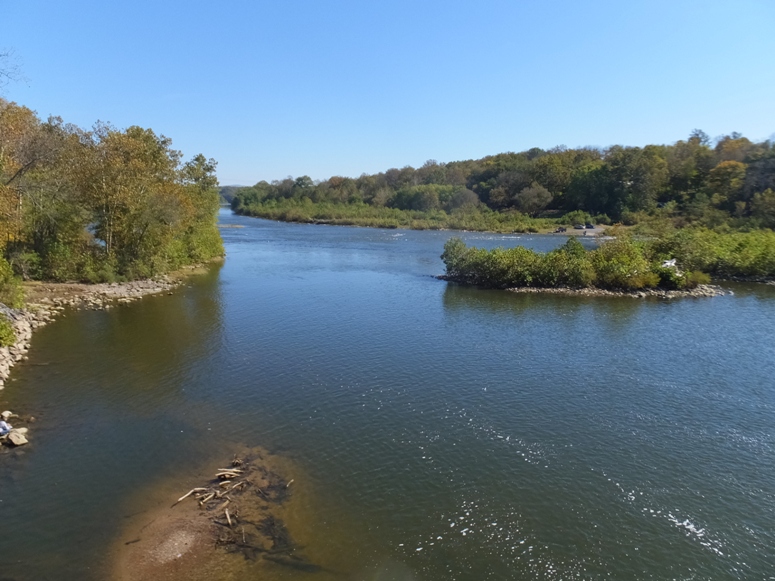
<box><xmin>437</xmin><ymin>275</ymin><xmax>731</xmax><ymax>299</ymax></box>
<box><xmin>505</xmin><ymin>283</ymin><xmax>730</xmax><ymax>299</ymax></box>
<box><xmin>0</xmin><ymin>275</ymin><xmax>182</xmax><ymax>448</ymax></box>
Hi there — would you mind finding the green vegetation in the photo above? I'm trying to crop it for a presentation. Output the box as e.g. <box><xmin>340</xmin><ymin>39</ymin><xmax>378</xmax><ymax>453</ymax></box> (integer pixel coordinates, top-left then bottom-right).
<box><xmin>231</xmin><ymin>197</ymin><xmax>562</xmax><ymax>232</ymax></box>
<box><xmin>651</xmin><ymin>228</ymin><xmax>775</xmax><ymax>278</ymax></box>
<box><xmin>232</xmin><ymin>130</ymin><xmax>775</xmax><ymax>233</ymax></box>
<box><xmin>442</xmin><ymin>226</ymin><xmax>775</xmax><ymax>291</ymax></box>
<box><xmin>0</xmin><ymin>317</ymin><xmax>14</xmax><ymax>347</ymax></box>
<box><xmin>0</xmin><ymin>98</ymin><xmax>224</xmax><ymax>293</ymax></box>
<box><xmin>441</xmin><ymin>232</ymin><xmax>719</xmax><ymax>291</ymax></box>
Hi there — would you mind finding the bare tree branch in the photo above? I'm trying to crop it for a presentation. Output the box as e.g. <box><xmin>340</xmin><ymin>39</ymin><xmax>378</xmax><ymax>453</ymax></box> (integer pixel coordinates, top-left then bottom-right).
<box><xmin>0</xmin><ymin>50</ymin><xmax>23</xmax><ymax>90</ymax></box>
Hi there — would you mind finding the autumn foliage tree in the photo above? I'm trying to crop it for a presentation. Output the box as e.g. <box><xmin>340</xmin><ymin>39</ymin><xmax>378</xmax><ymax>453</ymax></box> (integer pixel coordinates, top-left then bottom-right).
<box><xmin>0</xmin><ymin>98</ymin><xmax>223</xmax><ymax>282</ymax></box>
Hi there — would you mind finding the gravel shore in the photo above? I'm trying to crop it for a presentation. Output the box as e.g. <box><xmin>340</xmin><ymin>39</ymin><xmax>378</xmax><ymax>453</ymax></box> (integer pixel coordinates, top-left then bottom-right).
<box><xmin>437</xmin><ymin>275</ymin><xmax>731</xmax><ymax>299</ymax></box>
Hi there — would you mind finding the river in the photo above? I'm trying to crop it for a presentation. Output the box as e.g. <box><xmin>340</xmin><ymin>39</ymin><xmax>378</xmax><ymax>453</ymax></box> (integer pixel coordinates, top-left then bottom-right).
<box><xmin>1</xmin><ymin>208</ymin><xmax>774</xmax><ymax>580</ymax></box>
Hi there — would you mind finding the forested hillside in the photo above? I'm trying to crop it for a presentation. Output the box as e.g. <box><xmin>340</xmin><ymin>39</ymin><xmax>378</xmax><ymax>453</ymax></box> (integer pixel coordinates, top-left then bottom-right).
<box><xmin>0</xmin><ymin>98</ymin><xmax>223</xmax><ymax>287</ymax></box>
<box><xmin>232</xmin><ymin>131</ymin><xmax>775</xmax><ymax>231</ymax></box>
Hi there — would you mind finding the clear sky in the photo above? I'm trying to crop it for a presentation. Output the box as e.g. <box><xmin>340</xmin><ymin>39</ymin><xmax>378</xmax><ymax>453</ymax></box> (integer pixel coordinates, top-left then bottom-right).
<box><xmin>3</xmin><ymin>0</ymin><xmax>774</xmax><ymax>185</ymax></box>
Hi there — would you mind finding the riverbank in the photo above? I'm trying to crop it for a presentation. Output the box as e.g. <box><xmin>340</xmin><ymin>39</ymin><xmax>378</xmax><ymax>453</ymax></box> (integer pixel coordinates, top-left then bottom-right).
<box><xmin>232</xmin><ymin>203</ymin><xmax>559</xmax><ymax>233</ymax></box>
<box><xmin>437</xmin><ymin>276</ymin><xmax>730</xmax><ymax>299</ymax></box>
<box><xmin>506</xmin><ymin>283</ymin><xmax>730</xmax><ymax>299</ymax></box>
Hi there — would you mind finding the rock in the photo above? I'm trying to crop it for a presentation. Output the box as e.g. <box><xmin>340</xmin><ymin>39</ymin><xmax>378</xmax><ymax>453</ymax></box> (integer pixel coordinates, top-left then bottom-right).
<box><xmin>1</xmin><ymin>410</ymin><xmax>13</xmax><ymax>420</ymax></box>
<box><xmin>8</xmin><ymin>430</ymin><xmax>28</xmax><ymax>446</ymax></box>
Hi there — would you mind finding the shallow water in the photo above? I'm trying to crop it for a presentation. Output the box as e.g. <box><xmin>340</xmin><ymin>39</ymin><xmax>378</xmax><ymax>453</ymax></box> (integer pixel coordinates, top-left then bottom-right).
<box><xmin>1</xmin><ymin>209</ymin><xmax>774</xmax><ymax>580</ymax></box>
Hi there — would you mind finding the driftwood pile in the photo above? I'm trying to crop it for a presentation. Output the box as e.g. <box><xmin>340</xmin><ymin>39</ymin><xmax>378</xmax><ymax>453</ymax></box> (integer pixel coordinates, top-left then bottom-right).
<box><xmin>171</xmin><ymin>453</ymin><xmax>318</xmax><ymax>571</ymax></box>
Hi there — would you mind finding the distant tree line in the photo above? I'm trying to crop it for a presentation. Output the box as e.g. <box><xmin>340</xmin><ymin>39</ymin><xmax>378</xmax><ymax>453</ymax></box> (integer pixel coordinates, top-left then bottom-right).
<box><xmin>0</xmin><ymin>98</ymin><xmax>224</xmax><ymax>287</ymax></box>
<box><xmin>232</xmin><ymin>130</ymin><xmax>775</xmax><ymax>230</ymax></box>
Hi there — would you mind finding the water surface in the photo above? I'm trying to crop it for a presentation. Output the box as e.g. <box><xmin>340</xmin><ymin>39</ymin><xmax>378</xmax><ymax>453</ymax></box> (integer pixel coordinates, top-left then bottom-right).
<box><xmin>1</xmin><ymin>210</ymin><xmax>774</xmax><ymax>580</ymax></box>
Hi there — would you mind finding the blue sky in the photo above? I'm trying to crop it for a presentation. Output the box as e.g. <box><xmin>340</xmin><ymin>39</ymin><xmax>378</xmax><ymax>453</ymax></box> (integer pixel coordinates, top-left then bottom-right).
<box><xmin>3</xmin><ymin>0</ymin><xmax>774</xmax><ymax>185</ymax></box>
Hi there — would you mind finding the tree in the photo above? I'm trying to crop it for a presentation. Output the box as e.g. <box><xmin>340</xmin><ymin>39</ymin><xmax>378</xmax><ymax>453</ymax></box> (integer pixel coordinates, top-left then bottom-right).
<box><xmin>605</xmin><ymin>145</ymin><xmax>668</xmax><ymax>214</ymax></box>
<box><xmin>71</xmin><ymin>124</ymin><xmax>189</xmax><ymax>270</ymax></box>
<box><xmin>443</xmin><ymin>188</ymin><xmax>479</xmax><ymax>212</ymax></box>
<box><xmin>564</xmin><ymin>161</ymin><xmax>614</xmax><ymax>216</ymax></box>
<box><xmin>715</xmin><ymin>134</ymin><xmax>753</xmax><ymax>163</ymax></box>
<box><xmin>182</xmin><ymin>154</ymin><xmax>218</xmax><ymax>191</ymax></box>
<box><xmin>743</xmin><ymin>148</ymin><xmax>775</xmax><ymax>200</ymax></box>
<box><xmin>294</xmin><ymin>175</ymin><xmax>313</xmax><ymax>191</ymax></box>
<box><xmin>179</xmin><ymin>154</ymin><xmax>223</xmax><ymax>260</ymax></box>
<box><xmin>751</xmin><ymin>189</ymin><xmax>775</xmax><ymax>228</ymax></box>
<box><xmin>416</xmin><ymin>160</ymin><xmax>446</xmax><ymax>185</ymax></box>
<box><xmin>487</xmin><ymin>169</ymin><xmax>531</xmax><ymax>209</ymax></box>
<box><xmin>513</xmin><ymin>182</ymin><xmax>552</xmax><ymax>217</ymax></box>
<box><xmin>0</xmin><ymin>101</ymin><xmax>68</xmax><ymax>247</ymax></box>
<box><xmin>707</xmin><ymin>160</ymin><xmax>747</xmax><ymax>210</ymax></box>
<box><xmin>666</xmin><ymin>132</ymin><xmax>714</xmax><ymax>200</ymax></box>
<box><xmin>530</xmin><ymin>149</ymin><xmax>575</xmax><ymax>195</ymax></box>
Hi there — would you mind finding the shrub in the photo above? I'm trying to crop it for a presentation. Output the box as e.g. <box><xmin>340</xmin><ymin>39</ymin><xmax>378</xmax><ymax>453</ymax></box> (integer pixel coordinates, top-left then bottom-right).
<box><xmin>0</xmin><ymin>316</ymin><xmax>15</xmax><ymax>347</ymax></box>
<box><xmin>536</xmin><ymin>239</ymin><xmax>596</xmax><ymax>288</ymax></box>
<box><xmin>652</xmin><ymin>265</ymin><xmax>686</xmax><ymax>290</ymax></box>
<box><xmin>440</xmin><ymin>238</ymin><xmax>469</xmax><ymax>280</ymax></box>
<box><xmin>561</xmin><ymin>210</ymin><xmax>593</xmax><ymax>226</ymax></box>
<box><xmin>0</xmin><ymin>258</ymin><xmax>24</xmax><ymax>308</ymax></box>
<box><xmin>590</xmin><ymin>237</ymin><xmax>653</xmax><ymax>289</ymax></box>
<box><xmin>8</xmin><ymin>250</ymin><xmax>41</xmax><ymax>280</ymax></box>
<box><xmin>685</xmin><ymin>271</ymin><xmax>711</xmax><ymax>288</ymax></box>
<box><xmin>652</xmin><ymin>228</ymin><xmax>775</xmax><ymax>278</ymax></box>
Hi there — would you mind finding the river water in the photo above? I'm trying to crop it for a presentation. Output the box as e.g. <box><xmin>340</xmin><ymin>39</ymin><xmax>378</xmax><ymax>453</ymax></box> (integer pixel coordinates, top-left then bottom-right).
<box><xmin>1</xmin><ymin>209</ymin><xmax>775</xmax><ymax>580</ymax></box>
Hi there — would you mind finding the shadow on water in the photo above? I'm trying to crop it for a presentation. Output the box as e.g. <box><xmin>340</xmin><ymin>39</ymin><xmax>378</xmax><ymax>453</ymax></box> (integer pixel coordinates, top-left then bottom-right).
<box><xmin>440</xmin><ymin>282</ymin><xmax>643</xmax><ymax>329</ymax></box>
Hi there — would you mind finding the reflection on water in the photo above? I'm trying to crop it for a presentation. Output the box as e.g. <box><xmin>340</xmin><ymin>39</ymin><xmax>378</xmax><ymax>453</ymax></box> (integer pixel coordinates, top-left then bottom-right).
<box><xmin>1</xmin><ymin>212</ymin><xmax>775</xmax><ymax>580</ymax></box>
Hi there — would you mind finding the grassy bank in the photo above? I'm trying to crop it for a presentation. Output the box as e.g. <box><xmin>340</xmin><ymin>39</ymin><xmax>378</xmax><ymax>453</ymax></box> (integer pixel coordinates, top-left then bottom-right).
<box><xmin>231</xmin><ymin>198</ymin><xmax>586</xmax><ymax>233</ymax></box>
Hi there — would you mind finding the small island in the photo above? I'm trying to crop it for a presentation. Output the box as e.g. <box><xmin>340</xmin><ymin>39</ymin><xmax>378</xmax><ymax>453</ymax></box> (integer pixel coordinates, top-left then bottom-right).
<box><xmin>438</xmin><ymin>229</ymin><xmax>758</xmax><ymax>297</ymax></box>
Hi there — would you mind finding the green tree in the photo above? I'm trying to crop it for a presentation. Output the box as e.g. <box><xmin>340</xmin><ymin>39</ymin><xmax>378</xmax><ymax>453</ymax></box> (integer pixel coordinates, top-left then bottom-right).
<box><xmin>606</xmin><ymin>145</ymin><xmax>669</xmax><ymax>214</ymax></box>
<box><xmin>751</xmin><ymin>189</ymin><xmax>775</xmax><ymax>228</ymax></box>
<box><xmin>707</xmin><ymin>160</ymin><xmax>747</xmax><ymax>211</ymax></box>
<box><xmin>513</xmin><ymin>182</ymin><xmax>552</xmax><ymax>217</ymax></box>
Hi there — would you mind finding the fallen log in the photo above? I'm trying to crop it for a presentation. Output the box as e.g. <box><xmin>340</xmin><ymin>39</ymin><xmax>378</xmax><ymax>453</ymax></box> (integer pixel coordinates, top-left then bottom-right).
<box><xmin>175</xmin><ymin>487</ymin><xmax>208</xmax><ymax>505</ymax></box>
